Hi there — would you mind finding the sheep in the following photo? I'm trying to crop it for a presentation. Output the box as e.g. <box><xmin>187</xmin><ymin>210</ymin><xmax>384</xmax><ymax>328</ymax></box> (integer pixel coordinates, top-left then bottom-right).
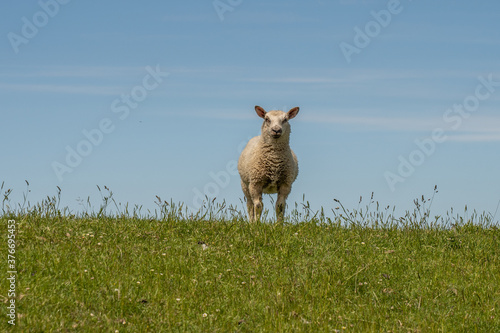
<box><xmin>238</xmin><ymin>105</ymin><xmax>300</xmax><ymax>222</ymax></box>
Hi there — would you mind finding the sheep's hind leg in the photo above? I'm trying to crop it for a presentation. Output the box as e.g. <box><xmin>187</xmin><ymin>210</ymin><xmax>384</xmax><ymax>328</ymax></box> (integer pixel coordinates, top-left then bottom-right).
<box><xmin>249</xmin><ymin>183</ymin><xmax>263</xmax><ymax>222</ymax></box>
<box><xmin>276</xmin><ymin>184</ymin><xmax>292</xmax><ymax>222</ymax></box>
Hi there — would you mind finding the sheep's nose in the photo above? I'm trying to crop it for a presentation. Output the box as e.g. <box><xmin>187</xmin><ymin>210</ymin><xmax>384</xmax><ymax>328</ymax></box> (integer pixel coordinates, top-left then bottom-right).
<box><xmin>272</xmin><ymin>127</ymin><xmax>282</xmax><ymax>135</ymax></box>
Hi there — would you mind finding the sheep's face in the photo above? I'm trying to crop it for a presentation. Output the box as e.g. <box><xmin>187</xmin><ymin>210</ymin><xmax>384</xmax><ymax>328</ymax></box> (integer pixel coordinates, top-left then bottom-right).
<box><xmin>255</xmin><ymin>106</ymin><xmax>299</xmax><ymax>140</ymax></box>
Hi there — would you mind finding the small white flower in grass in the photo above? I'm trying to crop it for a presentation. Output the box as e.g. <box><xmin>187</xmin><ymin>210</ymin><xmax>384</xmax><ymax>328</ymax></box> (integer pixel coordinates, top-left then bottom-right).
<box><xmin>361</xmin><ymin>242</ymin><xmax>365</xmax><ymax>245</ymax></box>
<box><xmin>84</xmin><ymin>269</ymin><xmax>88</xmax><ymax>273</ymax></box>
<box><xmin>162</xmin><ymin>253</ymin><xmax>166</xmax><ymax>256</ymax></box>
<box><xmin>294</xmin><ymin>232</ymin><xmax>298</xmax><ymax>236</ymax></box>
<box><xmin>176</xmin><ymin>298</ymin><xmax>181</xmax><ymax>301</ymax></box>
<box><xmin>90</xmin><ymin>313</ymin><xmax>94</xmax><ymax>317</ymax></box>
<box><xmin>202</xmin><ymin>313</ymin><xmax>208</xmax><ymax>318</ymax></box>
<box><xmin>137</xmin><ymin>281</ymin><xmax>141</xmax><ymax>284</ymax></box>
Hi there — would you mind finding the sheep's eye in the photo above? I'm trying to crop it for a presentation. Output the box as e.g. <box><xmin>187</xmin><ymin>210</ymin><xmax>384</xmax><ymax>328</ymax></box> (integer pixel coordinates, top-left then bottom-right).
<box><xmin>283</xmin><ymin>118</ymin><xmax>288</xmax><ymax>123</ymax></box>
<box><xmin>265</xmin><ymin>118</ymin><xmax>270</xmax><ymax>123</ymax></box>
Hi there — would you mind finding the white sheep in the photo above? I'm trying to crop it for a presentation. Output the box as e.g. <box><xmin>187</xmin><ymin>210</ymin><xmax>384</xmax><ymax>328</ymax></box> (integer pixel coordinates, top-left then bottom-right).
<box><xmin>238</xmin><ymin>105</ymin><xmax>300</xmax><ymax>222</ymax></box>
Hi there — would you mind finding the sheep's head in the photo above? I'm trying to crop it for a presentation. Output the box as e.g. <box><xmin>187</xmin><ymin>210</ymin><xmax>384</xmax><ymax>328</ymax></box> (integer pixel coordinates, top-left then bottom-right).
<box><xmin>255</xmin><ymin>106</ymin><xmax>299</xmax><ymax>141</ymax></box>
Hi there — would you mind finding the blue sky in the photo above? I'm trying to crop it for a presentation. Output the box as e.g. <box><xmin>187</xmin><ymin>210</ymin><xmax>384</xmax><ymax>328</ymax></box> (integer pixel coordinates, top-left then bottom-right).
<box><xmin>1</xmin><ymin>0</ymin><xmax>499</xmax><ymax>220</ymax></box>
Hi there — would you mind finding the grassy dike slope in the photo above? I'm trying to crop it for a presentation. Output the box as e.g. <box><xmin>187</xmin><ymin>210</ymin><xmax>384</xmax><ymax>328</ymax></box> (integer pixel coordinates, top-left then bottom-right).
<box><xmin>0</xmin><ymin>203</ymin><xmax>499</xmax><ymax>332</ymax></box>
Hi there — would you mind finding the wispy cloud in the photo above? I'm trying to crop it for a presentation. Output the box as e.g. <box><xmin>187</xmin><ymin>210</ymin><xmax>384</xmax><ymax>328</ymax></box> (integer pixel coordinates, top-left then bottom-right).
<box><xmin>0</xmin><ymin>83</ymin><xmax>124</xmax><ymax>95</ymax></box>
<box><xmin>0</xmin><ymin>65</ymin><xmax>166</xmax><ymax>95</ymax></box>
<box><xmin>3</xmin><ymin>64</ymin><xmax>479</xmax><ymax>85</ymax></box>
<box><xmin>303</xmin><ymin>113</ymin><xmax>500</xmax><ymax>133</ymax></box>
<box><xmin>335</xmin><ymin>0</ymin><xmax>386</xmax><ymax>5</ymax></box>
<box><xmin>162</xmin><ymin>13</ymin><xmax>213</xmax><ymax>23</ymax></box>
<box><xmin>303</xmin><ymin>113</ymin><xmax>442</xmax><ymax>131</ymax></box>
<box><xmin>0</xmin><ymin>65</ymin><xmax>144</xmax><ymax>79</ymax></box>
<box><xmin>241</xmin><ymin>77</ymin><xmax>345</xmax><ymax>84</ymax></box>
<box><xmin>238</xmin><ymin>68</ymin><xmax>479</xmax><ymax>84</ymax></box>
<box><xmin>226</xmin><ymin>10</ymin><xmax>319</xmax><ymax>24</ymax></box>
<box><xmin>446</xmin><ymin>132</ymin><xmax>500</xmax><ymax>142</ymax></box>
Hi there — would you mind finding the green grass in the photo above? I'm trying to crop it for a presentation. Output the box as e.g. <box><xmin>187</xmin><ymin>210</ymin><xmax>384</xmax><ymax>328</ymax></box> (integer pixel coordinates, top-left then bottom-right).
<box><xmin>0</xmin><ymin>188</ymin><xmax>499</xmax><ymax>332</ymax></box>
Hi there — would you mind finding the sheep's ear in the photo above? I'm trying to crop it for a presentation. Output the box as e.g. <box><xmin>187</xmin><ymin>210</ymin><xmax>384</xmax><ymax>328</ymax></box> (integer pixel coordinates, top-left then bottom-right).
<box><xmin>255</xmin><ymin>106</ymin><xmax>266</xmax><ymax>119</ymax></box>
<box><xmin>287</xmin><ymin>107</ymin><xmax>300</xmax><ymax>120</ymax></box>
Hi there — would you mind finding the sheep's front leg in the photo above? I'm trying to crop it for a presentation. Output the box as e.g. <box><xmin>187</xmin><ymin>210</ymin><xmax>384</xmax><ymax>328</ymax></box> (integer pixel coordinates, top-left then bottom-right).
<box><xmin>246</xmin><ymin>199</ymin><xmax>254</xmax><ymax>221</ymax></box>
<box><xmin>241</xmin><ymin>180</ymin><xmax>254</xmax><ymax>221</ymax></box>
<box><xmin>276</xmin><ymin>184</ymin><xmax>292</xmax><ymax>222</ymax></box>
<box><xmin>249</xmin><ymin>183</ymin><xmax>263</xmax><ymax>222</ymax></box>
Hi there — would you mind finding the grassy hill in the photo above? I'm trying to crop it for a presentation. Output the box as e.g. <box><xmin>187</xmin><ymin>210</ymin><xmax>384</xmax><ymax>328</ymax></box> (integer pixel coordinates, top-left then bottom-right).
<box><xmin>1</xmin><ymin>189</ymin><xmax>499</xmax><ymax>332</ymax></box>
